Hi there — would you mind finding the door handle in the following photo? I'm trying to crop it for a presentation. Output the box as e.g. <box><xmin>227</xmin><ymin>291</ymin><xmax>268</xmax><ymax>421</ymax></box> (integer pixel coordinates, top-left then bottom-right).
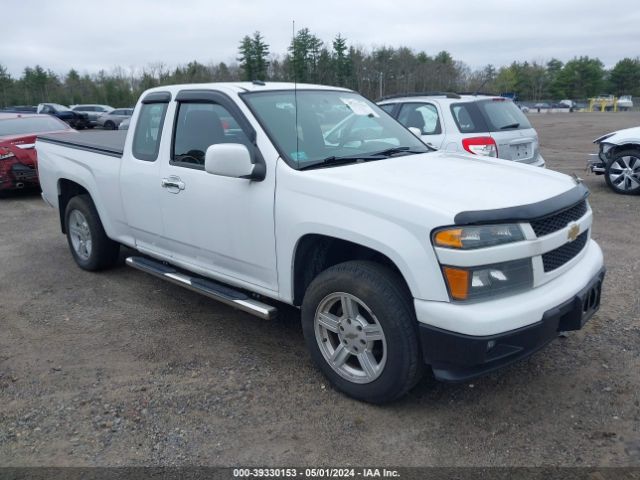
<box><xmin>161</xmin><ymin>176</ymin><xmax>185</xmax><ymax>192</ymax></box>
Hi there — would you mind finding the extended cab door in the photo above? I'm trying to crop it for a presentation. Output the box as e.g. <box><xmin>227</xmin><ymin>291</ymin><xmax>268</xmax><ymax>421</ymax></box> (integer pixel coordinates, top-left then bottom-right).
<box><xmin>157</xmin><ymin>90</ymin><xmax>278</xmax><ymax>291</ymax></box>
<box><xmin>120</xmin><ymin>92</ymin><xmax>172</xmax><ymax>256</ymax></box>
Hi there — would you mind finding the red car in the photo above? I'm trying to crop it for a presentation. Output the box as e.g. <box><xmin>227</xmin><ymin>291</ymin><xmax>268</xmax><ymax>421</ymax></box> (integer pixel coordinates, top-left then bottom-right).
<box><xmin>0</xmin><ymin>113</ymin><xmax>73</xmax><ymax>192</ymax></box>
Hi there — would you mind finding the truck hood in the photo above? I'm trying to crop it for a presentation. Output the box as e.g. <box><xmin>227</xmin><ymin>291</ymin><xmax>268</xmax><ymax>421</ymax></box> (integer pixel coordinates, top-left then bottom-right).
<box><xmin>594</xmin><ymin>126</ymin><xmax>640</xmax><ymax>145</ymax></box>
<box><xmin>299</xmin><ymin>151</ymin><xmax>578</xmax><ymax>223</ymax></box>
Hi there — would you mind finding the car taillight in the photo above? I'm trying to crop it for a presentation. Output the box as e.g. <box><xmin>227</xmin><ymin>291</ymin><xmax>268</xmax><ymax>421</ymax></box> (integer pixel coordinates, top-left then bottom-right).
<box><xmin>0</xmin><ymin>147</ymin><xmax>15</xmax><ymax>161</ymax></box>
<box><xmin>462</xmin><ymin>137</ymin><xmax>498</xmax><ymax>157</ymax></box>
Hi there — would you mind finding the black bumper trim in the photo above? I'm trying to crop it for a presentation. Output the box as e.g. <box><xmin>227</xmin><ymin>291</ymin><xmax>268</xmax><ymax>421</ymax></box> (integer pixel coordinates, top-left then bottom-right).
<box><xmin>420</xmin><ymin>267</ymin><xmax>605</xmax><ymax>382</ymax></box>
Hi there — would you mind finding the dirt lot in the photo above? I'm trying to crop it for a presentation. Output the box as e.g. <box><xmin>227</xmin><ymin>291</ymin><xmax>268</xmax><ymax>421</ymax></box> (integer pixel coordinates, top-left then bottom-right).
<box><xmin>1</xmin><ymin>112</ymin><xmax>639</xmax><ymax>467</ymax></box>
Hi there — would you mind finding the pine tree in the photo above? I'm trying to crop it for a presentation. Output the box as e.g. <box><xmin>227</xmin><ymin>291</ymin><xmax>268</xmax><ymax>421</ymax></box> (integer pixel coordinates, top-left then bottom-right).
<box><xmin>332</xmin><ymin>34</ymin><xmax>351</xmax><ymax>87</ymax></box>
<box><xmin>238</xmin><ymin>31</ymin><xmax>270</xmax><ymax>81</ymax></box>
<box><xmin>238</xmin><ymin>35</ymin><xmax>255</xmax><ymax>81</ymax></box>
<box><xmin>251</xmin><ymin>32</ymin><xmax>269</xmax><ymax>81</ymax></box>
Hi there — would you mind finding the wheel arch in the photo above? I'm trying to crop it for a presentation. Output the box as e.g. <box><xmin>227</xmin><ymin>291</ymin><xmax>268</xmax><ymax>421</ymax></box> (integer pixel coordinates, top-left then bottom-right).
<box><xmin>57</xmin><ymin>178</ymin><xmax>90</xmax><ymax>233</ymax></box>
<box><xmin>608</xmin><ymin>142</ymin><xmax>640</xmax><ymax>156</ymax></box>
<box><xmin>291</xmin><ymin>233</ymin><xmax>413</xmax><ymax>306</ymax></box>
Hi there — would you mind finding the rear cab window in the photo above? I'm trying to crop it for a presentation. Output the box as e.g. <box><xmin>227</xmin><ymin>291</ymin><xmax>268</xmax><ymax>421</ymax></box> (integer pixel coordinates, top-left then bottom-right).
<box><xmin>450</xmin><ymin>99</ymin><xmax>531</xmax><ymax>133</ymax></box>
<box><xmin>132</xmin><ymin>92</ymin><xmax>170</xmax><ymax>161</ymax></box>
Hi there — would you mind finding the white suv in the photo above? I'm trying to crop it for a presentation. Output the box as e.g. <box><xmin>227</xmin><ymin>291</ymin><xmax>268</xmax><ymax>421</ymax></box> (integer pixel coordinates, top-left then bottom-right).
<box><xmin>378</xmin><ymin>93</ymin><xmax>545</xmax><ymax>167</ymax></box>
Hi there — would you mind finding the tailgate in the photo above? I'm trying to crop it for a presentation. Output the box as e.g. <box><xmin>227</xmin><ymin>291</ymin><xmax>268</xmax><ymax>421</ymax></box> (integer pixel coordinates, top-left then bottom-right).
<box><xmin>491</xmin><ymin>128</ymin><xmax>539</xmax><ymax>164</ymax></box>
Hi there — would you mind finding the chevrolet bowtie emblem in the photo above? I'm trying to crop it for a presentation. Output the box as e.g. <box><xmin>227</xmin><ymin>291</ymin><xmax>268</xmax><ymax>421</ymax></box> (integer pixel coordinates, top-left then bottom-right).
<box><xmin>567</xmin><ymin>223</ymin><xmax>580</xmax><ymax>242</ymax></box>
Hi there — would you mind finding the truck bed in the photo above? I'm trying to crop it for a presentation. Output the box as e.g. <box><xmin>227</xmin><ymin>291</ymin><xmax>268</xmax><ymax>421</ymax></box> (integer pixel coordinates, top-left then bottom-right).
<box><xmin>37</xmin><ymin>130</ymin><xmax>127</xmax><ymax>158</ymax></box>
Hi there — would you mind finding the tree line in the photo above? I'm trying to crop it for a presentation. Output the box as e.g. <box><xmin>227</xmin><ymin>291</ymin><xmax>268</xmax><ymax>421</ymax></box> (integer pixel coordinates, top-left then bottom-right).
<box><xmin>1</xmin><ymin>28</ymin><xmax>639</xmax><ymax>108</ymax></box>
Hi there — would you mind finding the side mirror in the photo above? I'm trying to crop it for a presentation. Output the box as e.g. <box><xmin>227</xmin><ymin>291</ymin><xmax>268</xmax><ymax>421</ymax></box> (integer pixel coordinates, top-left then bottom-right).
<box><xmin>408</xmin><ymin>127</ymin><xmax>422</xmax><ymax>137</ymax></box>
<box><xmin>204</xmin><ymin>143</ymin><xmax>264</xmax><ymax>180</ymax></box>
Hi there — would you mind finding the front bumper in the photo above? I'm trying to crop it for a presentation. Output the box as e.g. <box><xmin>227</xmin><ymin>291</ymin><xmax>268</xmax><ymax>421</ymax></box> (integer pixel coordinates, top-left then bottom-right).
<box><xmin>587</xmin><ymin>153</ymin><xmax>606</xmax><ymax>175</ymax></box>
<box><xmin>67</xmin><ymin>118</ymin><xmax>89</xmax><ymax>129</ymax></box>
<box><xmin>419</xmin><ymin>267</ymin><xmax>605</xmax><ymax>382</ymax></box>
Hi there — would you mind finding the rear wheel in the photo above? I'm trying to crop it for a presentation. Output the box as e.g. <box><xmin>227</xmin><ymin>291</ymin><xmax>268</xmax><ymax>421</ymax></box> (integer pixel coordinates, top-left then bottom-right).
<box><xmin>301</xmin><ymin>261</ymin><xmax>422</xmax><ymax>403</ymax></box>
<box><xmin>104</xmin><ymin>121</ymin><xmax>115</xmax><ymax>130</ymax></box>
<box><xmin>605</xmin><ymin>149</ymin><xmax>640</xmax><ymax>195</ymax></box>
<box><xmin>65</xmin><ymin>195</ymin><xmax>120</xmax><ymax>270</ymax></box>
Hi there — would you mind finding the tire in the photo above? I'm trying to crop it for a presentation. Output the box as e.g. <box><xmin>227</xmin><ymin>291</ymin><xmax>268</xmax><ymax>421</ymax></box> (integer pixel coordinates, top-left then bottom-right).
<box><xmin>604</xmin><ymin>149</ymin><xmax>640</xmax><ymax>195</ymax></box>
<box><xmin>65</xmin><ymin>194</ymin><xmax>120</xmax><ymax>271</ymax></box>
<box><xmin>104</xmin><ymin>121</ymin><xmax>115</xmax><ymax>130</ymax></box>
<box><xmin>301</xmin><ymin>261</ymin><xmax>423</xmax><ymax>403</ymax></box>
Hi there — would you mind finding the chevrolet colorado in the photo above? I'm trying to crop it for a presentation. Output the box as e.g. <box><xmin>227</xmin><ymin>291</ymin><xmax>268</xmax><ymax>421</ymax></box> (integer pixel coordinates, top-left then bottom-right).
<box><xmin>36</xmin><ymin>82</ymin><xmax>605</xmax><ymax>403</ymax></box>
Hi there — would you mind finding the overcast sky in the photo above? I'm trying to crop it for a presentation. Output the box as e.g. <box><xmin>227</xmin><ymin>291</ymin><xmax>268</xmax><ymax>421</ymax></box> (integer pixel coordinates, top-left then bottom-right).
<box><xmin>2</xmin><ymin>0</ymin><xmax>639</xmax><ymax>77</ymax></box>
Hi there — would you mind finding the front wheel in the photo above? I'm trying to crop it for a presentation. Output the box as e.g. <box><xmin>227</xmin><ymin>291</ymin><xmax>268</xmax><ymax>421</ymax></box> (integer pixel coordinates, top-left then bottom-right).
<box><xmin>605</xmin><ymin>149</ymin><xmax>640</xmax><ymax>195</ymax></box>
<box><xmin>104</xmin><ymin>121</ymin><xmax>115</xmax><ymax>130</ymax></box>
<box><xmin>65</xmin><ymin>194</ymin><xmax>120</xmax><ymax>270</ymax></box>
<box><xmin>301</xmin><ymin>261</ymin><xmax>422</xmax><ymax>403</ymax></box>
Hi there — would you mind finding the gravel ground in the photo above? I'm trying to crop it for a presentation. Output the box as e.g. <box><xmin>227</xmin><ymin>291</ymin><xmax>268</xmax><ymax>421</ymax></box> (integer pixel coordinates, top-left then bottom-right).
<box><xmin>0</xmin><ymin>112</ymin><xmax>639</xmax><ymax>467</ymax></box>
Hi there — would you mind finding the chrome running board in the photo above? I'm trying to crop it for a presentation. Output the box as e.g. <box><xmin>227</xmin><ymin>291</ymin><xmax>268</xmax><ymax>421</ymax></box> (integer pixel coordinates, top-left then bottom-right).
<box><xmin>125</xmin><ymin>256</ymin><xmax>277</xmax><ymax>320</ymax></box>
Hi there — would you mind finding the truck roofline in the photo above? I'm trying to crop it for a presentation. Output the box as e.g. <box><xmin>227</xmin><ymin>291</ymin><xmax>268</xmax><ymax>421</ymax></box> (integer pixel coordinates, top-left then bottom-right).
<box><xmin>140</xmin><ymin>82</ymin><xmax>354</xmax><ymax>97</ymax></box>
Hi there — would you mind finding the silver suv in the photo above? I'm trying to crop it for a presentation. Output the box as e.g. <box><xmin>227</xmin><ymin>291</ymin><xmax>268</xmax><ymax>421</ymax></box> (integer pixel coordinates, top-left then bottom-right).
<box><xmin>378</xmin><ymin>93</ymin><xmax>545</xmax><ymax>167</ymax></box>
<box><xmin>97</xmin><ymin>108</ymin><xmax>134</xmax><ymax>130</ymax></box>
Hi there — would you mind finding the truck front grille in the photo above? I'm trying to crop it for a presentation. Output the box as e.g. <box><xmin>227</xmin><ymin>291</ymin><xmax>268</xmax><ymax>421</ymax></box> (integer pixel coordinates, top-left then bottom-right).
<box><xmin>542</xmin><ymin>230</ymin><xmax>589</xmax><ymax>272</ymax></box>
<box><xmin>530</xmin><ymin>201</ymin><xmax>587</xmax><ymax>237</ymax></box>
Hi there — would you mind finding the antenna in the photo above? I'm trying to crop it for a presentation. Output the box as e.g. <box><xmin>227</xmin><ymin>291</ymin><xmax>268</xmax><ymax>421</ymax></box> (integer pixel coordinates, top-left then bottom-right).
<box><xmin>474</xmin><ymin>76</ymin><xmax>490</xmax><ymax>96</ymax></box>
<box><xmin>292</xmin><ymin>20</ymin><xmax>299</xmax><ymax>165</ymax></box>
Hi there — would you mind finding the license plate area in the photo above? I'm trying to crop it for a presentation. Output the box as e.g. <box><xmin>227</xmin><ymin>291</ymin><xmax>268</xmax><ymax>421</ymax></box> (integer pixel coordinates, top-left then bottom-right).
<box><xmin>511</xmin><ymin>143</ymin><xmax>533</xmax><ymax>160</ymax></box>
<box><xmin>11</xmin><ymin>163</ymin><xmax>37</xmax><ymax>181</ymax></box>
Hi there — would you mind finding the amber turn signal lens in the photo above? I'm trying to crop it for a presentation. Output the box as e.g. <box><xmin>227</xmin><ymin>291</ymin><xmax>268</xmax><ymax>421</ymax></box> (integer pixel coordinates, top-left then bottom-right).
<box><xmin>434</xmin><ymin>229</ymin><xmax>463</xmax><ymax>248</ymax></box>
<box><xmin>442</xmin><ymin>267</ymin><xmax>469</xmax><ymax>300</ymax></box>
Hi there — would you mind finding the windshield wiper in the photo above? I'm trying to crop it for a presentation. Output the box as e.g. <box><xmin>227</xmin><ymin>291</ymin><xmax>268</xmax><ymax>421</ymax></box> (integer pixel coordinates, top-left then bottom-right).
<box><xmin>500</xmin><ymin>123</ymin><xmax>520</xmax><ymax>130</ymax></box>
<box><xmin>367</xmin><ymin>146</ymin><xmax>426</xmax><ymax>157</ymax></box>
<box><xmin>298</xmin><ymin>147</ymin><xmax>426</xmax><ymax>171</ymax></box>
<box><xmin>298</xmin><ymin>155</ymin><xmax>370</xmax><ymax>171</ymax></box>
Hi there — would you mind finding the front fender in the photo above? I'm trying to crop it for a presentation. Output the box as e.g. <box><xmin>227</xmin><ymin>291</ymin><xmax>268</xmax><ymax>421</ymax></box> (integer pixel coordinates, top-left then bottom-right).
<box><xmin>276</xmin><ymin>192</ymin><xmax>450</xmax><ymax>304</ymax></box>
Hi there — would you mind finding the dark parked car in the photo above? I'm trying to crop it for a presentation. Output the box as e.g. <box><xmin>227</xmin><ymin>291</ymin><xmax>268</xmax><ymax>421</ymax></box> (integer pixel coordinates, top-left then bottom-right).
<box><xmin>37</xmin><ymin>103</ymin><xmax>89</xmax><ymax>129</ymax></box>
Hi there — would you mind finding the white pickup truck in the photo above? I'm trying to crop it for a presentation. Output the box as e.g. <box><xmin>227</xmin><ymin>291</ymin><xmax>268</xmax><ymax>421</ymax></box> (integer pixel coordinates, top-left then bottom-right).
<box><xmin>36</xmin><ymin>82</ymin><xmax>605</xmax><ymax>403</ymax></box>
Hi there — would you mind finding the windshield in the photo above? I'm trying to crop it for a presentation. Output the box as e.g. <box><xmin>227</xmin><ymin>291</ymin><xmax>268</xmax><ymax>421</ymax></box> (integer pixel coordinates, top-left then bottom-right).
<box><xmin>0</xmin><ymin>116</ymin><xmax>70</xmax><ymax>137</ymax></box>
<box><xmin>242</xmin><ymin>90</ymin><xmax>429</xmax><ymax>169</ymax></box>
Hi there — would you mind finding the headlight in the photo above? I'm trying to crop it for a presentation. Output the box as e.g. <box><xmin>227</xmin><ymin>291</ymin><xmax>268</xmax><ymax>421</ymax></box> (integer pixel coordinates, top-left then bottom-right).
<box><xmin>433</xmin><ymin>224</ymin><xmax>524</xmax><ymax>249</ymax></box>
<box><xmin>599</xmin><ymin>142</ymin><xmax>614</xmax><ymax>162</ymax></box>
<box><xmin>442</xmin><ymin>259</ymin><xmax>533</xmax><ymax>302</ymax></box>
